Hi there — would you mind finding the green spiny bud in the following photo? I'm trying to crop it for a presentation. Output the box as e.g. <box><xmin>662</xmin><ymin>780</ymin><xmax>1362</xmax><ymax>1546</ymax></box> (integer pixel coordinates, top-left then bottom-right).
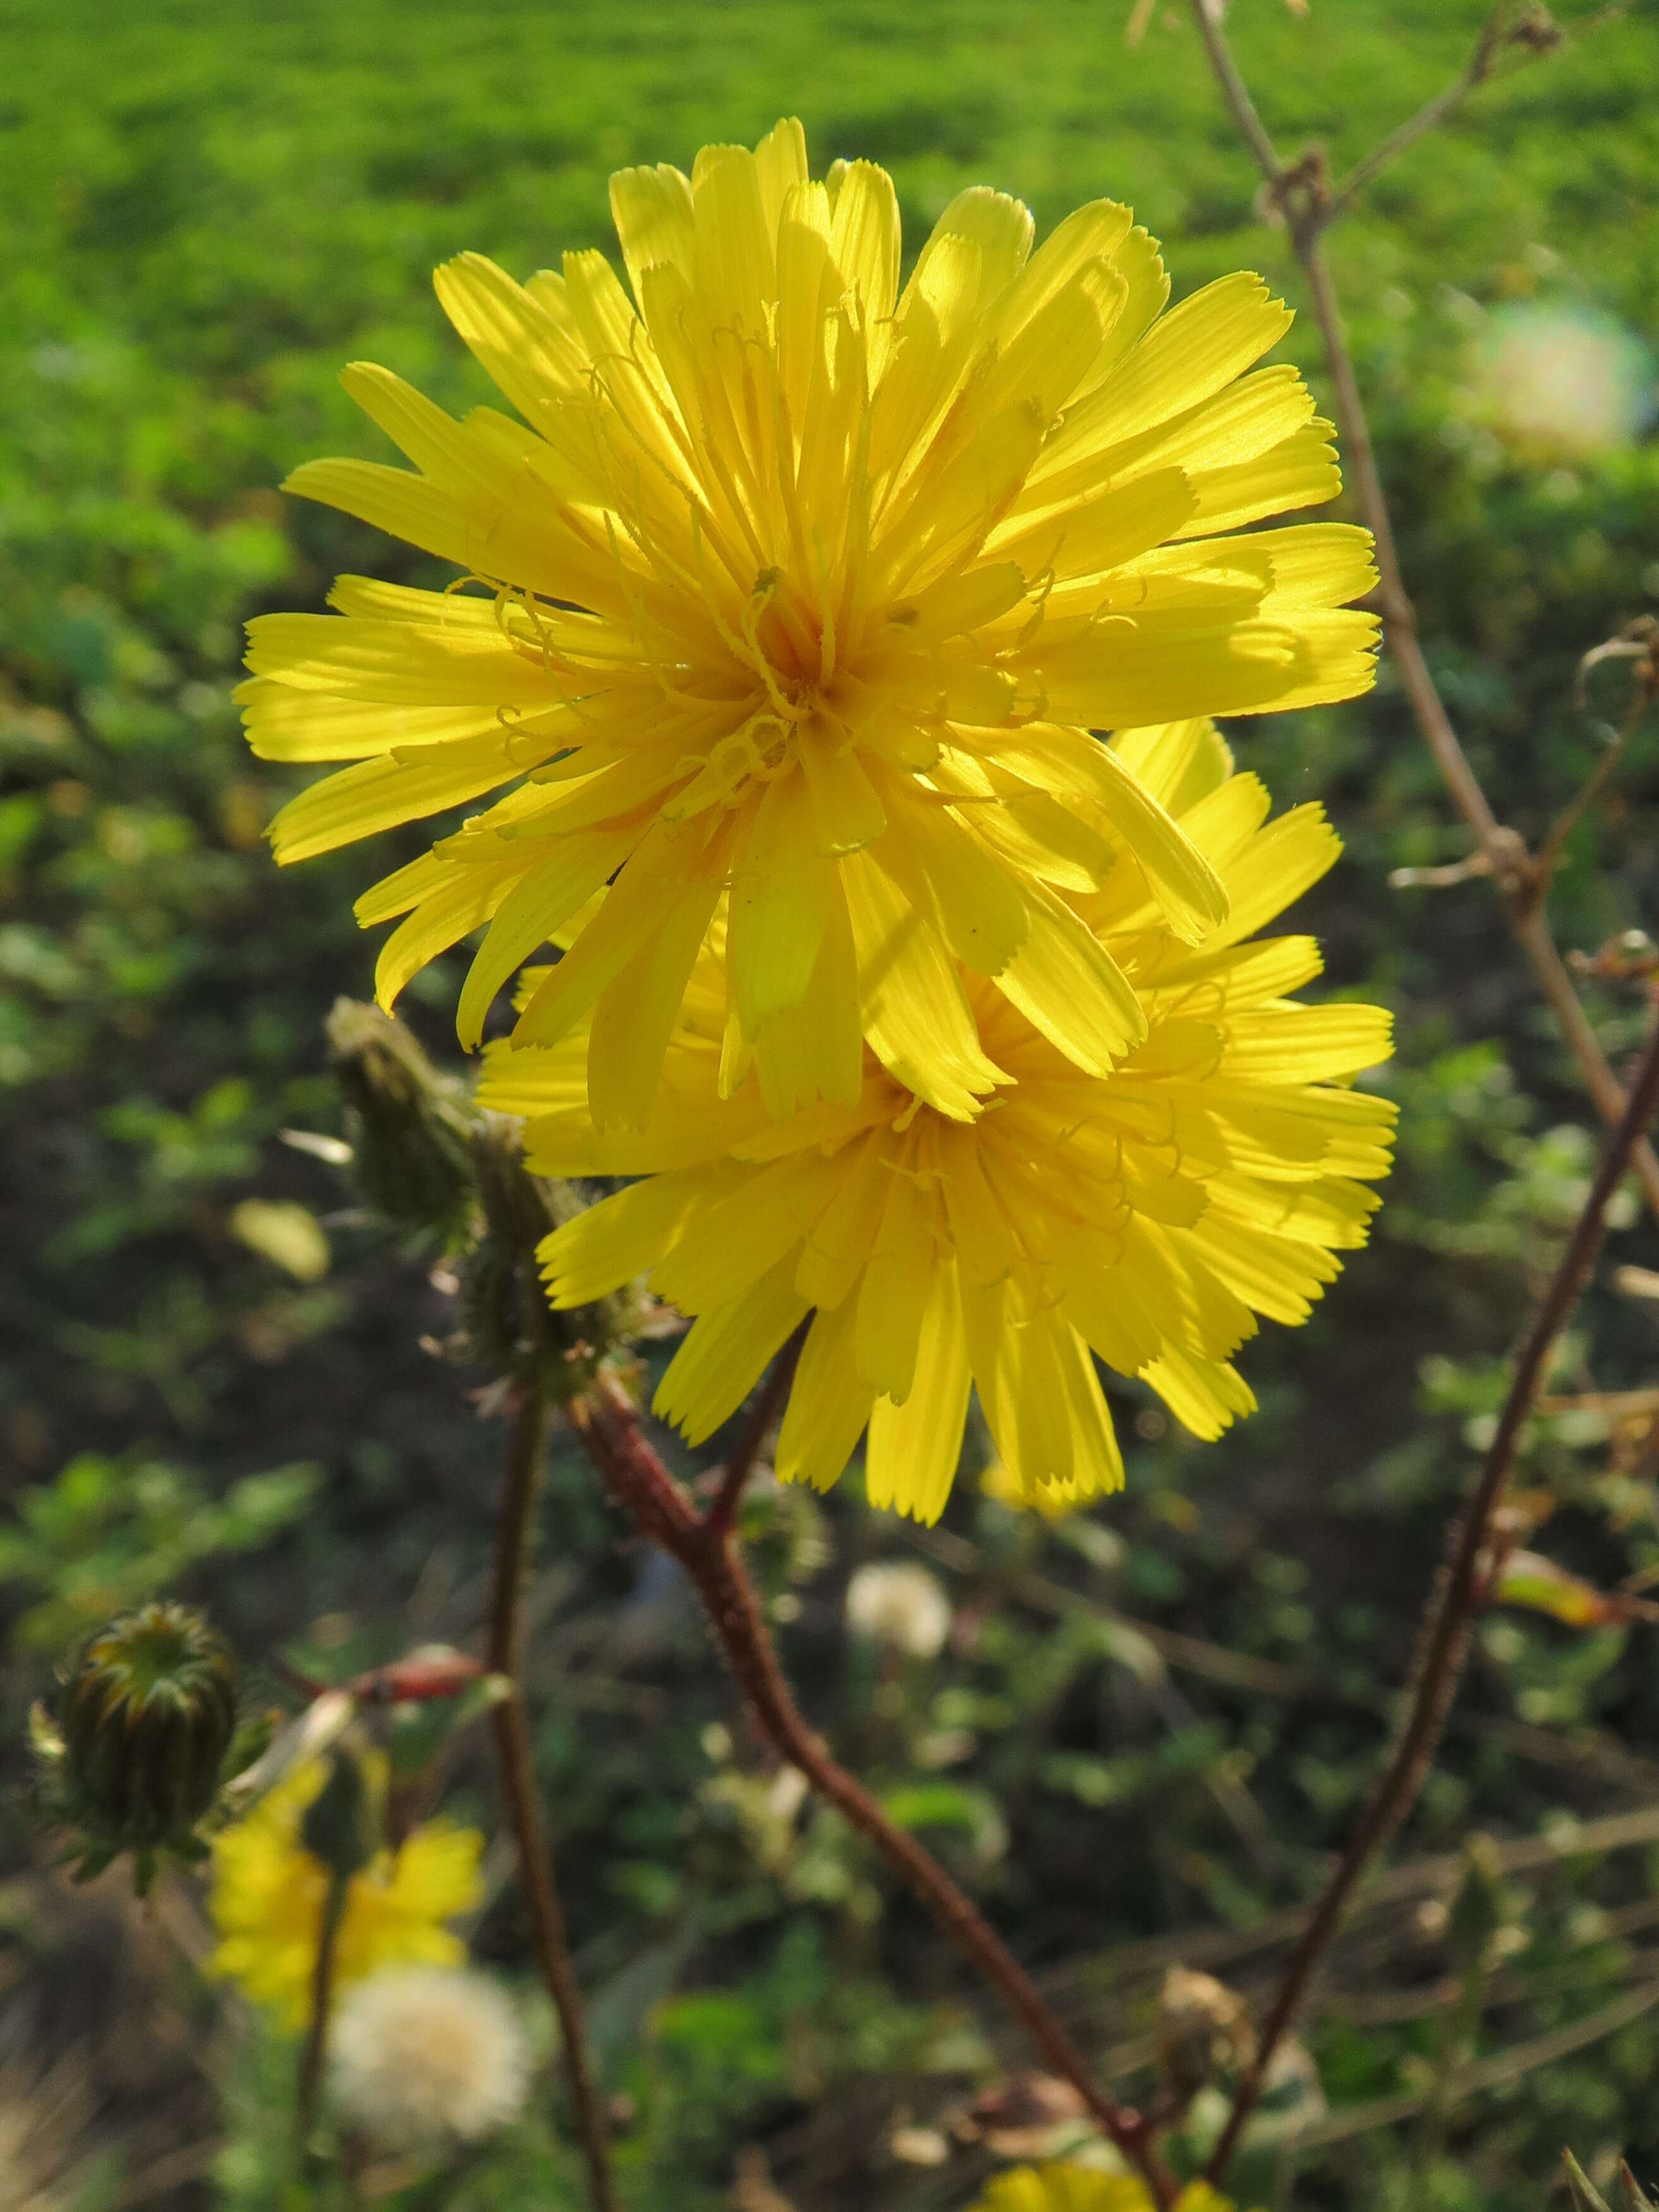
<box><xmin>54</xmin><ymin>1602</ymin><xmax>238</xmax><ymax>1891</ymax></box>
<box><xmin>326</xmin><ymin>999</ymin><xmax>477</xmax><ymax>1248</ymax></box>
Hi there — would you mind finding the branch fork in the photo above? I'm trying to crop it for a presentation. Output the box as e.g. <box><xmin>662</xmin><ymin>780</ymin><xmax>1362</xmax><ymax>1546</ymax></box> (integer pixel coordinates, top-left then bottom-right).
<box><xmin>566</xmin><ymin>1373</ymin><xmax>1179</xmax><ymax>2207</ymax></box>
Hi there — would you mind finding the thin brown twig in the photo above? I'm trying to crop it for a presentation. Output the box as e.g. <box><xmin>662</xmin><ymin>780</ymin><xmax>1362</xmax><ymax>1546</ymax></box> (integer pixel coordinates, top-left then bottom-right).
<box><xmin>703</xmin><ymin>1319</ymin><xmax>809</xmax><ymax>1542</ymax></box>
<box><xmin>1316</xmin><ymin>4</ymin><xmax>1536</xmax><ymax>231</ymax></box>
<box><xmin>1184</xmin><ymin>0</ymin><xmax>1659</xmax><ymax>1223</ymax></box>
<box><xmin>1284</xmin><ymin>1978</ymin><xmax>1659</xmax><ymax>2154</ymax></box>
<box><xmin>487</xmin><ymin>1381</ymin><xmax>613</xmax><ymax>2212</ymax></box>
<box><xmin>1534</xmin><ymin>634</ymin><xmax>1658</xmax><ymax>882</ymax></box>
<box><xmin>566</xmin><ymin>1380</ymin><xmax>1179</xmax><ymax>2210</ymax></box>
<box><xmin>1204</xmin><ymin>1022</ymin><xmax>1659</xmax><ymax>2182</ymax></box>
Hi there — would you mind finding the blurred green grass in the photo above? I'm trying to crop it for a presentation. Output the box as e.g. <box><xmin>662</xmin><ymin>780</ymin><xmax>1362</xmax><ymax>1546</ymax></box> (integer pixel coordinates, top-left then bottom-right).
<box><xmin>3</xmin><ymin>3</ymin><xmax>1659</xmax><ymax>2208</ymax></box>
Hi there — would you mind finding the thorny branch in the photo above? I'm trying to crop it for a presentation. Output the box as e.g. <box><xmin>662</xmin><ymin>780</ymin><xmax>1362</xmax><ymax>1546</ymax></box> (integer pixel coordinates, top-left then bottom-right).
<box><xmin>1204</xmin><ymin>1021</ymin><xmax>1659</xmax><ymax>2180</ymax></box>
<box><xmin>566</xmin><ymin>1366</ymin><xmax>1181</xmax><ymax>2209</ymax></box>
<box><xmin>1185</xmin><ymin>0</ymin><xmax>1659</xmax><ymax>1220</ymax></box>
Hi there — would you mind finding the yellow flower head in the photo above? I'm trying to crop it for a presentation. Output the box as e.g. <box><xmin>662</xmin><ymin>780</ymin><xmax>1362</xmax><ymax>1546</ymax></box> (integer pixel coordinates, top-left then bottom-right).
<box><xmin>242</xmin><ymin>121</ymin><xmax>1378</xmax><ymax>1133</ymax></box>
<box><xmin>207</xmin><ymin>1759</ymin><xmax>484</xmax><ymax>2032</ymax></box>
<box><xmin>971</xmin><ymin>2163</ymin><xmax>1232</xmax><ymax>2212</ymax></box>
<box><xmin>481</xmin><ymin>719</ymin><xmax>1395</xmax><ymax>1522</ymax></box>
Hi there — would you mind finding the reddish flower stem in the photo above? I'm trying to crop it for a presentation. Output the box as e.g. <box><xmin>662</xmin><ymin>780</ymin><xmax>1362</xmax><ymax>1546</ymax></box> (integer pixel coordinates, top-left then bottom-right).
<box><xmin>566</xmin><ymin>1374</ymin><xmax>1177</xmax><ymax>2209</ymax></box>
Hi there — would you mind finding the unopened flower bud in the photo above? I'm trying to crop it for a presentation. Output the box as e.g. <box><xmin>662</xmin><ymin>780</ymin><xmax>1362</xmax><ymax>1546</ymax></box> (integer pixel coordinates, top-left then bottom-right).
<box><xmin>300</xmin><ymin>1741</ymin><xmax>380</xmax><ymax>1883</ymax></box>
<box><xmin>1155</xmin><ymin>1965</ymin><xmax>1255</xmax><ymax>2105</ymax></box>
<box><xmin>461</xmin><ymin>1113</ymin><xmax>646</xmax><ymax>1400</ymax></box>
<box><xmin>327</xmin><ymin>999</ymin><xmax>477</xmax><ymax>1248</ymax></box>
<box><xmin>54</xmin><ymin>1602</ymin><xmax>238</xmax><ymax>1890</ymax></box>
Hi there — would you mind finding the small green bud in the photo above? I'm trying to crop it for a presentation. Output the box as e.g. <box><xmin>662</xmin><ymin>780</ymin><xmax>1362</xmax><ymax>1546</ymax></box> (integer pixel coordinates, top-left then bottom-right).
<box><xmin>54</xmin><ymin>1602</ymin><xmax>238</xmax><ymax>1890</ymax></box>
<box><xmin>327</xmin><ymin>999</ymin><xmax>477</xmax><ymax>1248</ymax></box>
<box><xmin>300</xmin><ymin>1741</ymin><xmax>380</xmax><ymax>1882</ymax></box>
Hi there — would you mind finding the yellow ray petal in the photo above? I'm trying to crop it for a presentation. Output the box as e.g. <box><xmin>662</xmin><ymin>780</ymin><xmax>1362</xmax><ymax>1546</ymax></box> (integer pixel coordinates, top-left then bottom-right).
<box><xmin>753</xmin><ymin>118</ymin><xmax>810</xmax><ymax>236</ymax></box>
<box><xmin>433</xmin><ymin>253</ymin><xmax>595</xmax><ymax>443</ymax></box>
<box><xmin>588</xmin><ymin>880</ymin><xmax>724</xmax><ymax>1131</ymax></box>
<box><xmin>841</xmin><ymin>848</ymin><xmax>1007</xmax><ymax>1117</ymax></box>
<box><xmin>1056</xmin><ymin>272</ymin><xmax>1292</xmax><ymax>459</ymax></box>
<box><xmin>1107</xmin><ymin>718</ymin><xmax>1233</xmax><ymax>813</ymax></box>
<box><xmin>753</xmin><ymin>870</ymin><xmax>865</xmax><ymax>1119</ymax></box>
<box><xmin>989</xmin><ymin>723</ymin><xmax>1227</xmax><ymax>940</ymax></box>
<box><xmin>456</xmin><ymin>830</ymin><xmax>633</xmax><ymax>1050</ymax></box>
<box><xmin>1220</xmin><ymin>1002</ymin><xmax>1394</xmax><ymax>1085</ymax></box>
<box><xmin>653</xmin><ymin>1251</ymin><xmax>810</xmax><ymax>1445</ymax></box>
<box><xmin>865</xmin><ymin>1260</ymin><xmax>973</xmax><ymax>1524</ymax></box>
<box><xmin>880</xmin><ymin>802</ymin><xmax>1030</xmax><ymax>978</ymax></box>
<box><xmin>828</xmin><ymin>159</ymin><xmax>901</xmax><ymax>338</ymax></box>
<box><xmin>374</xmin><ymin>861</ymin><xmax>518</xmax><ymax>1014</ymax></box>
<box><xmin>775</xmin><ymin>1294</ymin><xmax>875</xmax><ymax>1494</ymax></box>
<box><xmin>540</xmin><ymin>1172</ymin><xmax>699</xmax><ymax>1305</ymax></box>
<box><xmin>607</xmin><ymin>162</ymin><xmax>696</xmax><ymax>307</ymax></box>
<box><xmin>1141</xmin><ymin>1345</ymin><xmax>1256</xmax><ymax>1440</ymax></box>
<box><xmin>854</xmin><ymin>1167</ymin><xmax>941</xmax><ymax>1401</ymax></box>
<box><xmin>1175</xmin><ymin>422</ymin><xmax>1342</xmax><ymax>538</ymax></box>
<box><xmin>994</xmin><ymin>877</ymin><xmax>1145</xmax><ymax>1073</ymax></box>
<box><xmin>269</xmin><ymin>741</ymin><xmax>521</xmax><ymax>865</ymax></box>
<box><xmin>729</xmin><ymin>767</ymin><xmax>831</xmax><ymax>1030</ymax></box>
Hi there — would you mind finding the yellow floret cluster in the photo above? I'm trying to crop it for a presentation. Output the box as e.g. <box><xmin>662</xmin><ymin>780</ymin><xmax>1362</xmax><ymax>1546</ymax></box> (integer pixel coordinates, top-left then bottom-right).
<box><xmin>207</xmin><ymin>1759</ymin><xmax>485</xmax><ymax>2032</ymax></box>
<box><xmin>244</xmin><ymin>121</ymin><xmax>1394</xmax><ymax>1519</ymax></box>
<box><xmin>483</xmin><ymin>714</ymin><xmax>1394</xmax><ymax>1520</ymax></box>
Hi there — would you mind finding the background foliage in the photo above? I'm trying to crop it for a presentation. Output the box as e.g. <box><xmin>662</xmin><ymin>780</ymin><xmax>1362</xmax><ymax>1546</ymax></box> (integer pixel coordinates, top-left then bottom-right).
<box><xmin>3</xmin><ymin>0</ymin><xmax>1659</xmax><ymax>2206</ymax></box>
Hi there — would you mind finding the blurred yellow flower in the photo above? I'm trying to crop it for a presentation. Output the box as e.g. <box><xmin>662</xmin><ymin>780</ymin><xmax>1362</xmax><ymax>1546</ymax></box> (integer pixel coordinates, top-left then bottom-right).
<box><xmin>242</xmin><ymin>120</ymin><xmax>1376</xmax><ymax>1131</ymax></box>
<box><xmin>970</xmin><ymin>2162</ymin><xmax>1232</xmax><ymax>2212</ymax></box>
<box><xmin>482</xmin><ymin>718</ymin><xmax>1395</xmax><ymax>1522</ymax></box>
<box><xmin>208</xmin><ymin>1759</ymin><xmax>483</xmax><ymax>2032</ymax></box>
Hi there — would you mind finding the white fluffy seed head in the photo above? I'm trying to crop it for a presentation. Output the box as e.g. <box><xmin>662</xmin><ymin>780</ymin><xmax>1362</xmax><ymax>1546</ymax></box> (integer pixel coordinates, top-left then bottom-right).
<box><xmin>329</xmin><ymin>1965</ymin><xmax>530</xmax><ymax>2151</ymax></box>
<box><xmin>845</xmin><ymin>1562</ymin><xmax>952</xmax><ymax>1659</ymax></box>
<box><xmin>1476</xmin><ymin>305</ymin><xmax>1654</xmax><ymax>458</ymax></box>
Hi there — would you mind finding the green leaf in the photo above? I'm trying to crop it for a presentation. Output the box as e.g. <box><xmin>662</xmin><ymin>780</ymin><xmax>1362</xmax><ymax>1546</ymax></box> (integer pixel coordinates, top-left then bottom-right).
<box><xmin>1493</xmin><ymin>1550</ymin><xmax>1651</xmax><ymax>1630</ymax></box>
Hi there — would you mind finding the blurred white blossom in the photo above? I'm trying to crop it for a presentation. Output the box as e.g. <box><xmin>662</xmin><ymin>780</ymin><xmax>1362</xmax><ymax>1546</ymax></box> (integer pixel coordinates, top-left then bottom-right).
<box><xmin>1474</xmin><ymin>304</ymin><xmax>1654</xmax><ymax>459</ymax></box>
<box><xmin>846</xmin><ymin>1562</ymin><xmax>952</xmax><ymax>1659</ymax></box>
<box><xmin>330</xmin><ymin>1965</ymin><xmax>529</xmax><ymax>2150</ymax></box>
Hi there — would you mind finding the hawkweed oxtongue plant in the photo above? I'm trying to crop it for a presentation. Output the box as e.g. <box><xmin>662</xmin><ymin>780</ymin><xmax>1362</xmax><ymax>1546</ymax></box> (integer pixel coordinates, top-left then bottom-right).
<box><xmin>224</xmin><ymin>125</ymin><xmax>1396</xmax><ymax>2203</ymax></box>
<box><xmin>240</xmin><ymin>118</ymin><xmax>1378</xmax><ymax>1131</ymax></box>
